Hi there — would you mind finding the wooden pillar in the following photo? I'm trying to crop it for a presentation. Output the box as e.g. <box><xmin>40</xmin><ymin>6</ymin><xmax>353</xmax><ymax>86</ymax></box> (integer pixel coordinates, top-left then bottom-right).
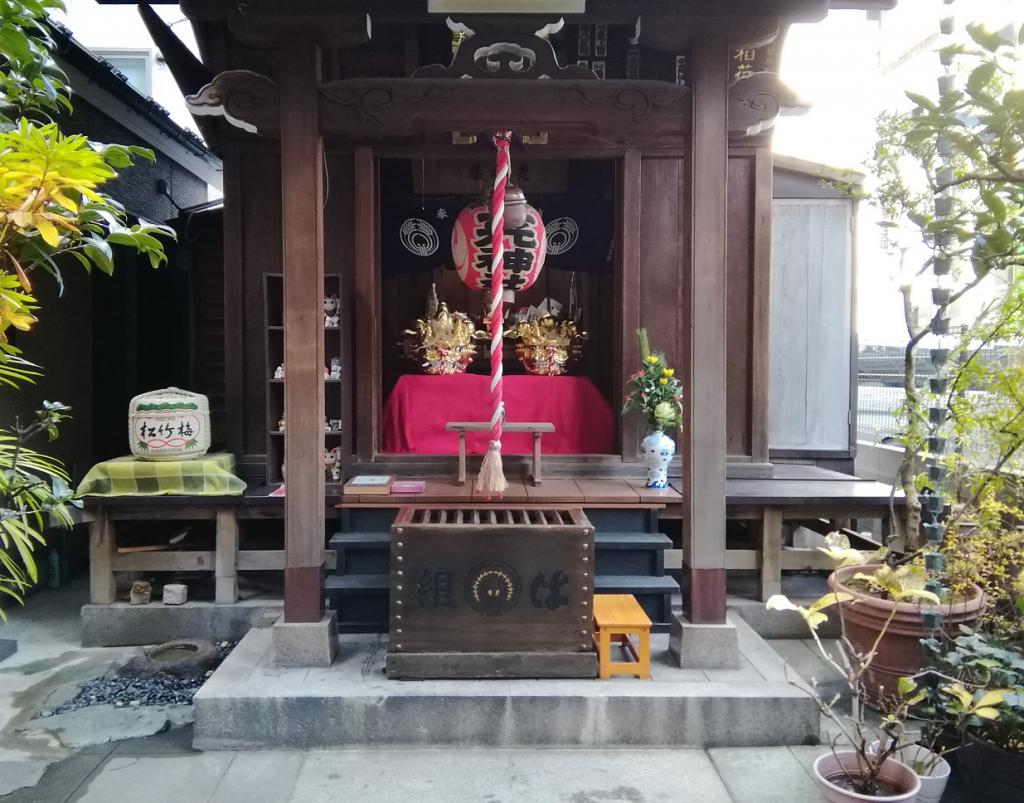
<box><xmin>617</xmin><ymin>149</ymin><xmax>642</xmax><ymax>461</ymax></box>
<box><xmin>281</xmin><ymin>39</ymin><xmax>326</xmax><ymax>623</ymax></box>
<box><xmin>758</xmin><ymin>506</ymin><xmax>783</xmax><ymax>602</ymax></box>
<box><xmin>89</xmin><ymin>509</ymin><xmax>116</xmax><ymax>605</ymax></box>
<box><xmin>215</xmin><ymin>507</ymin><xmax>239</xmax><ymax>604</ymax></box>
<box><xmin>682</xmin><ymin>34</ymin><xmax>730</xmax><ymax>624</ymax></box>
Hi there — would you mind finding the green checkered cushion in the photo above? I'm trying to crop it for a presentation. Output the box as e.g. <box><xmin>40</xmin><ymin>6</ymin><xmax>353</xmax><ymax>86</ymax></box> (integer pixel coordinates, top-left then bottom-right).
<box><xmin>77</xmin><ymin>453</ymin><xmax>246</xmax><ymax>497</ymax></box>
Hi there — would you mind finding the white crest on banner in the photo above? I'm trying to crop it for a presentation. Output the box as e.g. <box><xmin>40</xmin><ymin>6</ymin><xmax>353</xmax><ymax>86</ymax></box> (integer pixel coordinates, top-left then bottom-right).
<box><xmin>399</xmin><ymin>218</ymin><xmax>440</xmax><ymax>256</ymax></box>
<box><xmin>546</xmin><ymin>217</ymin><xmax>579</xmax><ymax>256</ymax></box>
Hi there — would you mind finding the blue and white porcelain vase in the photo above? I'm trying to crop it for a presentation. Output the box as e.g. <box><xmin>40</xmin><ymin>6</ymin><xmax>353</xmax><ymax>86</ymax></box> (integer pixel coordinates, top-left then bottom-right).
<box><xmin>641</xmin><ymin>429</ymin><xmax>675</xmax><ymax>489</ymax></box>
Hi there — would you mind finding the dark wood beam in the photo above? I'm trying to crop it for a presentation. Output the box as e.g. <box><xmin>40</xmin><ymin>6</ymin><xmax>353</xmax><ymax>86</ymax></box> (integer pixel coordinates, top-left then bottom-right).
<box><xmin>683</xmin><ymin>33</ymin><xmax>729</xmax><ymax>624</ymax></box>
<box><xmin>280</xmin><ymin>38</ymin><xmax>326</xmax><ymax>623</ymax></box>
<box><xmin>319</xmin><ymin>79</ymin><xmax>691</xmax><ymax>145</ymax></box>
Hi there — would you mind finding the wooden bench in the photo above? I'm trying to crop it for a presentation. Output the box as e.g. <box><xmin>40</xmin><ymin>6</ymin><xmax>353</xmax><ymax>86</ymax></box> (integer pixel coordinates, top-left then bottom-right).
<box><xmin>593</xmin><ymin>594</ymin><xmax>651</xmax><ymax>680</ymax></box>
<box><xmin>722</xmin><ymin>465</ymin><xmax>902</xmax><ymax>601</ymax></box>
<box><xmin>84</xmin><ymin>496</ymin><xmax>333</xmax><ymax>606</ymax></box>
<box><xmin>445</xmin><ymin>421</ymin><xmax>555</xmax><ymax>486</ymax></box>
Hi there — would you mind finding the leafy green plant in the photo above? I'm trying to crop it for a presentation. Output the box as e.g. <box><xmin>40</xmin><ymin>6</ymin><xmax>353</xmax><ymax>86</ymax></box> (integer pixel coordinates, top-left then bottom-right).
<box><xmin>923</xmin><ymin>627</ymin><xmax>1021</xmax><ymax>754</ymax></box>
<box><xmin>944</xmin><ymin>498</ymin><xmax>1024</xmax><ymax>641</ymax></box>
<box><xmin>863</xmin><ymin>21</ymin><xmax>1024</xmax><ymax>546</ymax></box>
<box><xmin>0</xmin><ymin>400</ymin><xmax>77</xmax><ymax>618</ymax></box>
<box><xmin>621</xmin><ymin>327</ymin><xmax>683</xmax><ymax>432</ymax></box>
<box><xmin>765</xmin><ymin>541</ymin><xmax>945</xmax><ymax>795</ymax></box>
<box><xmin>0</xmin><ymin>0</ymin><xmax>173</xmax><ymax>615</ymax></box>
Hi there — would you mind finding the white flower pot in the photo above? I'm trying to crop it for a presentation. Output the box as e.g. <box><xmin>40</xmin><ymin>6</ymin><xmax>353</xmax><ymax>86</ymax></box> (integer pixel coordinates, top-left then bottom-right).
<box><xmin>869</xmin><ymin>741</ymin><xmax>950</xmax><ymax>803</ymax></box>
<box><xmin>812</xmin><ymin>751</ymin><xmax>921</xmax><ymax>803</ymax></box>
<box><xmin>640</xmin><ymin>429</ymin><xmax>675</xmax><ymax>489</ymax></box>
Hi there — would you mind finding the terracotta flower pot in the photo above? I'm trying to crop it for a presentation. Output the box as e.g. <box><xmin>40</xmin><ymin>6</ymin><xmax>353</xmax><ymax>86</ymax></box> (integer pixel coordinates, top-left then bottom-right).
<box><xmin>828</xmin><ymin>565</ymin><xmax>985</xmax><ymax>708</ymax></box>
<box><xmin>812</xmin><ymin>751</ymin><xmax>921</xmax><ymax>802</ymax></box>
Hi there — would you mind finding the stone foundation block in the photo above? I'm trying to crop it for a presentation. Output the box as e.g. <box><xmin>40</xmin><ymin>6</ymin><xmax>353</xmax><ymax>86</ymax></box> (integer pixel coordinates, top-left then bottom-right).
<box><xmin>270</xmin><ymin>612</ymin><xmax>338</xmax><ymax>668</ymax></box>
<box><xmin>669</xmin><ymin>617</ymin><xmax>740</xmax><ymax>669</ymax></box>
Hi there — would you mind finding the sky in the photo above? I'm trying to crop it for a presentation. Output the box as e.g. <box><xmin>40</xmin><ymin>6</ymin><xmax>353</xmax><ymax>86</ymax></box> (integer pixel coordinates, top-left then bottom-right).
<box><xmin>774</xmin><ymin>0</ymin><xmax>1024</xmax><ymax>345</ymax></box>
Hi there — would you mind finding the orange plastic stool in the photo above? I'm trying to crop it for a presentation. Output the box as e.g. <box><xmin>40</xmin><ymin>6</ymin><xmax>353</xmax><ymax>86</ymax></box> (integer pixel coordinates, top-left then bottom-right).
<box><xmin>592</xmin><ymin>594</ymin><xmax>651</xmax><ymax>679</ymax></box>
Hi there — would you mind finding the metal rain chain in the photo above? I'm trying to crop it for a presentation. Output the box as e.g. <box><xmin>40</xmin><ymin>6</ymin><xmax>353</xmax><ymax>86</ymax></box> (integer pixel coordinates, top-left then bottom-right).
<box><xmin>920</xmin><ymin>0</ymin><xmax>960</xmax><ymax>642</ymax></box>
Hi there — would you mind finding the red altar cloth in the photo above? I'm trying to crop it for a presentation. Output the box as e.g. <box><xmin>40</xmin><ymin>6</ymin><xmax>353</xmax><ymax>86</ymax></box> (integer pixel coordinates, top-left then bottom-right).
<box><xmin>382</xmin><ymin>374</ymin><xmax>615</xmax><ymax>455</ymax></box>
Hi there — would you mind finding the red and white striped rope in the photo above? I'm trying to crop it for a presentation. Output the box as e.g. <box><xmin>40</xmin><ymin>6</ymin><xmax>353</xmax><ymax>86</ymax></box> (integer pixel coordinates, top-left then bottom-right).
<box><xmin>489</xmin><ymin>131</ymin><xmax>511</xmax><ymax>448</ymax></box>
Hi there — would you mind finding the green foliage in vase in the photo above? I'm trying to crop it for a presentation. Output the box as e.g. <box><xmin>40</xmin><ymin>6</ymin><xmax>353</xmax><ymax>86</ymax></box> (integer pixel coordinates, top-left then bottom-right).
<box><xmin>621</xmin><ymin>328</ymin><xmax>683</xmax><ymax>432</ymax></box>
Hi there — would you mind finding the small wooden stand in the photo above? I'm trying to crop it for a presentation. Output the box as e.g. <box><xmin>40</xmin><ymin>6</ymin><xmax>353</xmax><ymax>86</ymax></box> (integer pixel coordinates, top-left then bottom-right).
<box><xmin>446</xmin><ymin>421</ymin><xmax>555</xmax><ymax>486</ymax></box>
<box><xmin>593</xmin><ymin>594</ymin><xmax>651</xmax><ymax>679</ymax></box>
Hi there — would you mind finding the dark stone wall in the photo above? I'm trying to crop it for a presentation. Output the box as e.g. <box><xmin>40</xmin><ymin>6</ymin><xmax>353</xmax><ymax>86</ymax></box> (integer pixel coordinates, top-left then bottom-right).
<box><xmin>67</xmin><ymin>101</ymin><xmax>208</xmax><ymax>223</ymax></box>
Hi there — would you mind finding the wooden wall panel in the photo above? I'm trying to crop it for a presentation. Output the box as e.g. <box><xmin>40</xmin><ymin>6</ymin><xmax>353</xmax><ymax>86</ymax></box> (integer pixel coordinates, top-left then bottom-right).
<box><xmin>638</xmin><ymin>157</ymin><xmax>685</xmax><ymax>373</ymax></box>
<box><xmin>769</xmin><ymin>199</ymin><xmax>853</xmax><ymax>452</ymax></box>
<box><xmin>325</xmin><ymin>153</ymin><xmax>356</xmax><ymax>468</ymax></box>
<box><xmin>239</xmin><ymin>151</ymin><xmax>282</xmax><ymax>461</ymax></box>
<box><xmin>726</xmin><ymin>154</ymin><xmax>754</xmax><ymax>457</ymax></box>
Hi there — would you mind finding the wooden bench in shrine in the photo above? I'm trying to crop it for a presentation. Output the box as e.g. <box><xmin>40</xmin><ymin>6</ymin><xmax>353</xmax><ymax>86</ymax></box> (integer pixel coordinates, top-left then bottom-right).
<box><xmin>446</xmin><ymin>421</ymin><xmax>555</xmax><ymax>486</ymax></box>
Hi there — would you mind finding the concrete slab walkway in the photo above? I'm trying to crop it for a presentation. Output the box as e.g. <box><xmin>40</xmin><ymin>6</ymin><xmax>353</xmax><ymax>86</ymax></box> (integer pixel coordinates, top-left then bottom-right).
<box><xmin>0</xmin><ymin>727</ymin><xmax>820</xmax><ymax>803</ymax></box>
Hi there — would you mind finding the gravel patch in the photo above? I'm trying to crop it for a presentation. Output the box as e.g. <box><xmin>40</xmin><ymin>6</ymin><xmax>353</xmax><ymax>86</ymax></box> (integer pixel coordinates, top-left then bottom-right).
<box><xmin>33</xmin><ymin>641</ymin><xmax>234</xmax><ymax>719</ymax></box>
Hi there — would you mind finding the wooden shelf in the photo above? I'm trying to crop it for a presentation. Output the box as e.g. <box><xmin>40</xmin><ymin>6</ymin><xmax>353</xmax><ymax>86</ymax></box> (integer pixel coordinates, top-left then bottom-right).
<box><xmin>268</xmin><ymin>325</ymin><xmax>339</xmax><ymax>332</ymax></box>
<box><xmin>270</xmin><ymin>430</ymin><xmax>342</xmax><ymax>436</ymax></box>
<box><xmin>264</xmin><ymin>272</ymin><xmax>346</xmax><ymax>486</ymax></box>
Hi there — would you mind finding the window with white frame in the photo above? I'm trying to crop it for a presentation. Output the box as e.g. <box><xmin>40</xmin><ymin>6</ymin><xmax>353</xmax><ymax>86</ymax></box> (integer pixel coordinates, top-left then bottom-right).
<box><xmin>95</xmin><ymin>50</ymin><xmax>152</xmax><ymax>96</ymax></box>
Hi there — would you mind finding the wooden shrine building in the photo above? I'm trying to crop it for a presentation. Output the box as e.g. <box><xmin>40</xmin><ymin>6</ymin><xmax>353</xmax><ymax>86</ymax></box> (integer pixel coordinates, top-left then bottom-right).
<box><xmin>88</xmin><ymin>0</ymin><xmax>898</xmax><ymax>664</ymax></box>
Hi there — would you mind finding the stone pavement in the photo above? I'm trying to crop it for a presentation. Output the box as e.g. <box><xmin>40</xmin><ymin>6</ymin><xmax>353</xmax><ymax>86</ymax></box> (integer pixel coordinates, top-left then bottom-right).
<box><xmin>0</xmin><ymin>583</ymin><xmax>971</xmax><ymax>802</ymax></box>
<box><xmin>0</xmin><ymin>726</ymin><xmax>844</xmax><ymax>803</ymax></box>
<box><xmin>0</xmin><ymin>726</ymin><xmax>975</xmax><ymax>802</ymax></box>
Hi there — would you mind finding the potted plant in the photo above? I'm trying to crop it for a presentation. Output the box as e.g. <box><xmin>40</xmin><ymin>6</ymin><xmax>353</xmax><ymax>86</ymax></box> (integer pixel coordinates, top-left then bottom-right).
<box><xmin>621</xmin><ymin>328</ymin><xmax>682</xmax><ymax>489</ymax></box>
<box><xmin>827</xmin><ymin>556</ymin><xmax>986</xmax><ymax>707</ymax></box>
<box><xmin>924</xmin><ymin>627</ymin><xmax>1023</xmax><ymax>803</ymax></box>
<box><xmin>766</xmin><ymin>586</ymin><xmax>928</xmax><ymax>801</ymax></box>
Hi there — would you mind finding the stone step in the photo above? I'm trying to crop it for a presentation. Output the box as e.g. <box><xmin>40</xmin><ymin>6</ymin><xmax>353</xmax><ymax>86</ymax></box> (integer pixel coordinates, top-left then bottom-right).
<box><xmin>192</xmin><ymin>624</ymin><xmax>819</xmax><ymax>750</ymax></box>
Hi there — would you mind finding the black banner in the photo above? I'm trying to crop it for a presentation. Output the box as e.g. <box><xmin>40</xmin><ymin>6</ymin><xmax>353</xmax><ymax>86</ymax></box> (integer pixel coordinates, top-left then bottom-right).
<box><xmin>380</xmin><ymin>194</ymin><xmax>613</xmax><ymax>275</ymax></box>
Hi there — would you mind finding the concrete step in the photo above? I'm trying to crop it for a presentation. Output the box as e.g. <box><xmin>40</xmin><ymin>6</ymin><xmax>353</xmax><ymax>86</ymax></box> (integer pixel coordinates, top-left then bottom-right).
<box><xmin>192</xmin><ymin>622</ymin><xmax>819</xmax><ymax>750</ymax></box>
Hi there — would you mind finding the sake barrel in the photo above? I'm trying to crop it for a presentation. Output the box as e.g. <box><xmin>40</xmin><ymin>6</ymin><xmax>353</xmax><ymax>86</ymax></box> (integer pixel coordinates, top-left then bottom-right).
<box><xmin>129</xmin><ymin>387</ymin><xmax>211</xmax><ymax>461</ymax></box>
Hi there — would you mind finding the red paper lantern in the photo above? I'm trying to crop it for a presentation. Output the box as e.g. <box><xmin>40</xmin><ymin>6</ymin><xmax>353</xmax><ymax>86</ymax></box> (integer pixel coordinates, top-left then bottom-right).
<box><xmin>452</xmin><ymin>201</ymin><xmax>546</xmax><ymax>292</ymax></box>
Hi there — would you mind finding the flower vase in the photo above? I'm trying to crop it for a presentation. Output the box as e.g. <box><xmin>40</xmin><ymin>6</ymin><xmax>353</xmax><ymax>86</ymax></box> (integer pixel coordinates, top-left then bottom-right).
<box><xmin>641</xmin><ymin>429</ymin><xmax>675</xmax><ymax>489</ymax></box>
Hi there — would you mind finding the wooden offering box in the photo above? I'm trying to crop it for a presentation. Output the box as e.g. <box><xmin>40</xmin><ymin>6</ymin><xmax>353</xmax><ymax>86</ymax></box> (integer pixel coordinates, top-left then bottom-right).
<box><xmin>386</xmin><ymin>506</ymin><xmax>597</xmax><ymax>679</ymax></box>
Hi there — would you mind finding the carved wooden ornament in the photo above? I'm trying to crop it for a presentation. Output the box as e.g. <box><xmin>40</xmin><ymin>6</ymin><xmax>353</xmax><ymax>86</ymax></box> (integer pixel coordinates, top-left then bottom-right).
<box><xmin>414</xmin><ymin>17</ymin><xmax>596</xmax><ymax>80</ymax></box>
<box><xmin>728</xmin><ymin>71</ymin><xmax>809</xmax><ymax>138</ymax></box>
<box><xmin>186</xmin><ymin>70</ymin><xmax>280</xmax><ymax>135</ymax></box>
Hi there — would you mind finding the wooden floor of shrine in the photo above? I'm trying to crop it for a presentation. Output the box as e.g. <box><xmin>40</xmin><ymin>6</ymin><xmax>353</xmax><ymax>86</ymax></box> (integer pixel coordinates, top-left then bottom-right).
<box><xmin>328</xmin><ymin>463</ymin><xmax>896</xmax><ymax>512</ymax></box>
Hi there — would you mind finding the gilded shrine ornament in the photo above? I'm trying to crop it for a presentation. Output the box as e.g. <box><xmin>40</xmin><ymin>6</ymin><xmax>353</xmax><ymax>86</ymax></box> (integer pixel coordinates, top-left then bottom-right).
<box><xmin>507</xmin><ymin>316</ymin><xmax>587</xmax><ymax>376</ymax></box>
<box><xmin>402</xmin><ymin>301</ymin><xmax>485</xmax><ymax>375</ymax></box>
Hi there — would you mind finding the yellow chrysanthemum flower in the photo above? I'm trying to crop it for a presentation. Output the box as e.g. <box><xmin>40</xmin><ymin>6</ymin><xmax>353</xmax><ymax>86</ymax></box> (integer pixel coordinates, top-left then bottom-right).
<box><xmin>659</xmin><ymin>378</ymin><xmax>668</xmax><ymax>385</ymax></box>
<box><xmin>662</xmin><ymin>368</ymin><xmax>674</xmax><ymax>377</ymax></box>
<box><xmin>644</xmin><ymin>355</ymin><xmax>658</xmax><ymax>365</ymax></box>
